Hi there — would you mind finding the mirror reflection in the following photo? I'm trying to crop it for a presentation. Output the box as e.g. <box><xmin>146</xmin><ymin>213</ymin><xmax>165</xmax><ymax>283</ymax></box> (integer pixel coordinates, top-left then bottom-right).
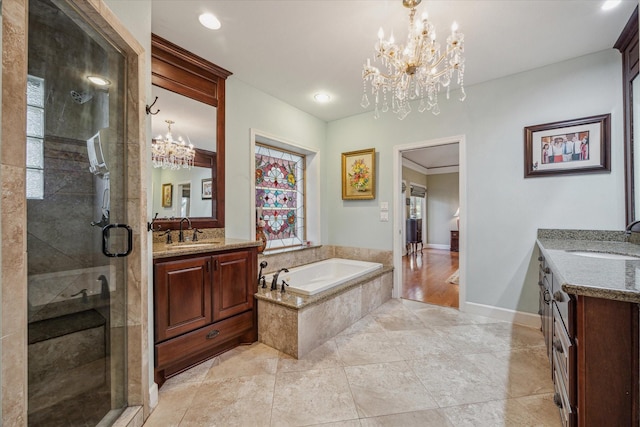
<box><xmin>151</xmin><ymin>85</ymin><xmax>217</xmax><ymax>219</ymax></box>
<box><xmin>152</xmin><ymin>166</ymin><xmax>212</xmax><ymax>218</ymax></box>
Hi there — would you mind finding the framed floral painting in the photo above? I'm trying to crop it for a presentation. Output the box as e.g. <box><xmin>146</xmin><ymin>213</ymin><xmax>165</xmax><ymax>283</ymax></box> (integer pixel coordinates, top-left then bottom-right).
<box><xmin>342</xmin><ymin>148</ymin><xmax>376</xmax><ymax>200</ymax></box>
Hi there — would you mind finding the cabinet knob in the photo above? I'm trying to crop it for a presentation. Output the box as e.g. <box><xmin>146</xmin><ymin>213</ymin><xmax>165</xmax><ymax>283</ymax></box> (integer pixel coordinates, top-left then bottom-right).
<box><xmin>206</xmin><ymin>329</ymin><xmax>220</xmax><ymax>340</ymax></box>
<box><xmin>553</xmin><ymin>338</ymin><xmax>564</xmax><ymax>353</ymax></box>
<box><xmin>553</xmin><ymin>393</ymin><xmax>563</xmax><ymax>408</ymax></box>
<box><xmin>543</xmin><ymin>267</ymin><xmax>551</xmax><ymax>274</ymax></box>
<box><xmin>538</xmin><ymin>256</ymin><xmax>545</xmax><ymax>262</ymax></box>
<box><xmin>538</xmin><ymin>280</ymin><xmax>544</xmax><ymax>287</ymax></box>
<box><xmin>553</xmin><ymin>291</ymin><xmax>564</xmax><ymax>302</ymax></box>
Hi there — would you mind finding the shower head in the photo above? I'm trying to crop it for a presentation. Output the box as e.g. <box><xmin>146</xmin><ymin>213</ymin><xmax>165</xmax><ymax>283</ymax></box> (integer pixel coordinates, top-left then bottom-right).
<box><xmin>70</xmin><ymin>90</ymin><xmax>93</xmax><ymax>104</ymax></box>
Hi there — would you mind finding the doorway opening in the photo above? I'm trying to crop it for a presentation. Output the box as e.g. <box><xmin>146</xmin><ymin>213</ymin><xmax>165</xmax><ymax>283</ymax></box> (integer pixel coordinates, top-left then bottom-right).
<box><xmin>393</xmin><ymin>135</ymin><xmax>465</xmax><ymax>309</ymax></box>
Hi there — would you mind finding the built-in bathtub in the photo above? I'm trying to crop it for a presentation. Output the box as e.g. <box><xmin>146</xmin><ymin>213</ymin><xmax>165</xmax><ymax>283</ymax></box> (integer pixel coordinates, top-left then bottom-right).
<box><xmin>265</xmin><ymin>258</ymin><xmax>383</xmax><ymax>296</ymax></box>
<box><xmin>256</xmin><ymin>256</ymin><xmax>393</xmax><ymax>358</ymax></box>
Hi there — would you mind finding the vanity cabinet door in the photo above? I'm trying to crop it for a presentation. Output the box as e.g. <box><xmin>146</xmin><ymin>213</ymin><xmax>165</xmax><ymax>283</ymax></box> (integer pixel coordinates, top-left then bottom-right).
<box><xmin>154</xmin><ymin>256</ymin><xmax>212</xmax><ymax>342</ymax></box>
<box><xmin>213</xmin><ymin>249</ymin><xmax>256</xmax><ymax>321</ymax></box>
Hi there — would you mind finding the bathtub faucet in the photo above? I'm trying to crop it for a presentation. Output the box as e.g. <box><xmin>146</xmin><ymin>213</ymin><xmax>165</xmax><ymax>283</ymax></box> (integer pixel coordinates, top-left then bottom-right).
<box><xmin>271</xmin><ymin>267</ymin><xmax>289</xmax><ymax>291</ymax></box>
<box><xmin>258</xmin><ymin>261</ymin><xmax>268</xmax><ymax>288</ymax></box>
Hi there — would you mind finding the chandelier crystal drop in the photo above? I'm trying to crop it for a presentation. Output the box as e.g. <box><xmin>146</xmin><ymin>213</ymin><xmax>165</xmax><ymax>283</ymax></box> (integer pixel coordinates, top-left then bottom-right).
<box><xmin>151</xmin><ymin>119</ymin><xmax>195</xmax><ymax>170</ymax></box>
<box><xmin>361</xmin><ymin>0</ymin><xmax>466</xmax><ymax>120</ymax></box>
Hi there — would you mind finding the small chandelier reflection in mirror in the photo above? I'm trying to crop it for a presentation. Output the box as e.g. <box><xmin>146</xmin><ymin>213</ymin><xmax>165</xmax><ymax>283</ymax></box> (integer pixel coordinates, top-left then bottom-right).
<box><xmin>152</xmin><ymin>119</ymin><xmax>195</xmax><ymax>169</ymax></box>
<box><xmin>361</xmin><ymin>0</ymin><xmax>466</xmax><ymax>120</ymax></box>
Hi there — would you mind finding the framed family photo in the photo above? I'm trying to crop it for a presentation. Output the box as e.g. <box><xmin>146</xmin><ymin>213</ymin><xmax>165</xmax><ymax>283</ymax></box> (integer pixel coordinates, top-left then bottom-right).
<box><xmin>342</xmin><ymin>148</ymin><xmax>376</xmax><ymax>200</ymax></box>
<box><xmin>524</xmin><ymin>114</ymin><xmax>611</xmax><ymax>178</ymax></box>
<box><xmin>161</xmin><ymin>183</ymin><xmax>172</xmax><ymax>208</ymax></box>
<box><xmin>201</xmin><ymin>178</ymin><xmax>212</xmax><ymax>199</ymax></box>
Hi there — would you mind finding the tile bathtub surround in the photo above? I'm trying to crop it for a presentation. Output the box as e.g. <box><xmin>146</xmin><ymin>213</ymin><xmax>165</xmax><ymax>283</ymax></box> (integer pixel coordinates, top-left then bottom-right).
<box><xmin>258</xmin><ymin>270</ymin><xmax>393</xmax><ymax>358</ymax></box>
<box><xmin>144</xmin><ymin>299</ymin><xmax>560</xmax><ymax>427</ymax></box>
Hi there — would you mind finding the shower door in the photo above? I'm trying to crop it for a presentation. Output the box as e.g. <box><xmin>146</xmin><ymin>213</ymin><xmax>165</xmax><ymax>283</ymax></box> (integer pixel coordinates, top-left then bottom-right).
<box><xmin>26</xmin><ymin>0</ymin><xmax>129</xmax><ymax>425</ymax></box>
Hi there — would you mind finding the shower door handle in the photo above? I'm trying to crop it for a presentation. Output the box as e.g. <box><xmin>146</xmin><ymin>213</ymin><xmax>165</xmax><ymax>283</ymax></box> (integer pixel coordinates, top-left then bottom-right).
<box><xmin>102</xmin><ymin>224</ymin><xmax>133</xmax><ymax>257</ymax></box>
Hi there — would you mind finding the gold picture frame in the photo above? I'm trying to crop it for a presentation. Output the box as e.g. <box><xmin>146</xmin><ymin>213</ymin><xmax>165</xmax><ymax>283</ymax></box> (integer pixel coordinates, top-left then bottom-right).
<box><xmin>342</xmin><ymin>148</ymin><xmax>376</xmax><ymax>200</ymax></box>
<box><xmin>161</xmin><ymin>183</ymin><xmax>173</xmax><ymax>207</ymax></box>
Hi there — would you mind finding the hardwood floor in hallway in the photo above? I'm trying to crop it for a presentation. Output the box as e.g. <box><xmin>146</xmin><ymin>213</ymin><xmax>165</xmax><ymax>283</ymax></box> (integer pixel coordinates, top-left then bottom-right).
<box><xmin>402</xmin><ymin>248</ymin><xmax>459</xmax><ymax>308</ymax></box>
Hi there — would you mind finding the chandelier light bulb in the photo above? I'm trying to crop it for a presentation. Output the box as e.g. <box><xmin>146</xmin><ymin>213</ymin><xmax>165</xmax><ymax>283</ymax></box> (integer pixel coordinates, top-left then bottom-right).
<box><xmin>151</xmin><ymin>119</ymin><xmax>196</xmax><ymax>170</ymax></box>
<box><xmin>361</xmin><ymin>0</ymin><xmax>466</xmax><ymax>119</ymax></box>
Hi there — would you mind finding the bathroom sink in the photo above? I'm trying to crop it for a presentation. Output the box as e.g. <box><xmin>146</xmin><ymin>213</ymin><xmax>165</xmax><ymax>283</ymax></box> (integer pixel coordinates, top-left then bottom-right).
<box><xmin>565</xmin><ymin>250</ymin><xmax>640</xmax><ymax>260</ymax></box>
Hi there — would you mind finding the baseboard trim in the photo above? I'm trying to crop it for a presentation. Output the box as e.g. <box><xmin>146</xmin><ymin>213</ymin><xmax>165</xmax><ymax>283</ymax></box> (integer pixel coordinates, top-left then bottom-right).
<box><xmin>425</xmin><ymin>243</ymin><xmax>449</xmax><ymax>250</ymax></box>
<box><xmin>149</xmin><ymin>383</ymin><xmax>159</xmax><ymax>409</ymax></box>
<box><xmin>462</xmin><ymin>302</ymin><xmax>540</xmax><ymax>329</ymax></box>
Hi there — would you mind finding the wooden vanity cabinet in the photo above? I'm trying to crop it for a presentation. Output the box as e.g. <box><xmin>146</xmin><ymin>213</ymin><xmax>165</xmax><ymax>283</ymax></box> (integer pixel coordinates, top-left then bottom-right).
<box><xmin>538</xmin><ymin>256</ymin><xmax>639</xmax><ymax>426</ymax></box>
<box><xmin>153</xmin><ymin>247</ymin><xmax>257</xmax><ymax>386</ymax></box>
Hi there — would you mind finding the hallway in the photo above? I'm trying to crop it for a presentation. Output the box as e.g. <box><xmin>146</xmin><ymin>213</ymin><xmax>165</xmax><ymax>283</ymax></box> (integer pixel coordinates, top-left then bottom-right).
<box><xmin>402</xmin><ymin>248</ymin><xmax>459</xmax><ymax>308</ymax></box>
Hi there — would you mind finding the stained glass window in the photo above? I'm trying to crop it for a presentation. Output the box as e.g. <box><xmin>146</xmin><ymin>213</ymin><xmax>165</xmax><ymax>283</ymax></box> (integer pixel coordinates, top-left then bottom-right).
<box><xmin>255</xmin><ymin>144</ymin><xmax>305</xmax><ymax>250</ymax></box>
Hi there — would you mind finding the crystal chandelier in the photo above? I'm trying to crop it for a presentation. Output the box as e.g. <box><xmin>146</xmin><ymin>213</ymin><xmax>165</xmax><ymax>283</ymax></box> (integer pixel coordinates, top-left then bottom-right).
<box><xmin>361</xmin><ymin>0</ymin><xmax>466</xmax><ymax>120</ymax></box>
<box><xmin>151</xmin><ymin>119</ymin><xmax>195</xmax><ymax>169</ymax></box>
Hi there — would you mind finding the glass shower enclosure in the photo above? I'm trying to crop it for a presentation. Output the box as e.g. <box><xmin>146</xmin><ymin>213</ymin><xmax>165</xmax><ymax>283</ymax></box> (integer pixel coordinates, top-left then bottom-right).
<box><xmin>26</xmin><ymin>0</ymin><xmax>128</xmax><ymax>424</ymax></box>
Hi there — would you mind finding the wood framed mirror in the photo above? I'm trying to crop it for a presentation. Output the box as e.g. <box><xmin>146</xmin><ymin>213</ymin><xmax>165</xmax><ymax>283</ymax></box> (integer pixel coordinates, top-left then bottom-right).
<box><xmin>616</xmin><ymin>7</ymin><xmax>638</xmax><ymax>224</ymax></box>
<box><xmin>151</xmin><ymin>33</ymin><xmax>231</xmax><ymax>229</ymax></box>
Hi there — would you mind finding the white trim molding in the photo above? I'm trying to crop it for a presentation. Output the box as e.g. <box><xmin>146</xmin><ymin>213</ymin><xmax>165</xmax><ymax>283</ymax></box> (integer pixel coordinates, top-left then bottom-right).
<box><xmin>462</xmin><ymin>302</ymin><xmax>541</xmax><ymax>329</ymax></box>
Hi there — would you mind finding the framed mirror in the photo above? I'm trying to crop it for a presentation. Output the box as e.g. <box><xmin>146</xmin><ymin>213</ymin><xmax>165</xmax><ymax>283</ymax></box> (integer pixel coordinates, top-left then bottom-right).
<box><xmin>150</xmin><ymin>34</ymin><xmax>231</xmax><ymax>229</ymax></box>
<box><xmin>616</xmin><ymin>7</ymin><xmax>638</xmax><ymax>224</ymax></box>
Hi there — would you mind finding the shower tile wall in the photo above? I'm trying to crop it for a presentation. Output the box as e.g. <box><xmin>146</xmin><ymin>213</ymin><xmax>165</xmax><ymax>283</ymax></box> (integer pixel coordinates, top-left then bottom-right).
<box><xmin>1</xmin><ymin>0</ymin><xmax>150</xmax><ymax>424</ymax></box>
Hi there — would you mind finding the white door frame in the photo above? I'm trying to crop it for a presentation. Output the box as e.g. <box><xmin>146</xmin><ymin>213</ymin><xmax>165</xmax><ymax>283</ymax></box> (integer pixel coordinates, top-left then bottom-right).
<box><xmin>392</xmin><ymin>134</ymin><xmax>466</xmax><ymax>309</ymax></box>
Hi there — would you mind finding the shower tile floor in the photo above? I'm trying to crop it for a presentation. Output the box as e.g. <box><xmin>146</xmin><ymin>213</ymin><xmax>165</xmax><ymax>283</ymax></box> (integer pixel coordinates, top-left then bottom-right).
<box><xmin>144</xmin><ymin>299</ymin><xmax>561</xmax><ymax>427</ymax></box>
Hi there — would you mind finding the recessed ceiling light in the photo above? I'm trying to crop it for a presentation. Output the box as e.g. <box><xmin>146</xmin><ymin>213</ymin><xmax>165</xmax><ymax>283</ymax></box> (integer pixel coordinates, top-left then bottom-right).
<box><xmin>314</xmin><ymin>93</ymin><xmax>331</xmax><ymax>103</ymax></box>
<box><xmin>199</xmin><ymin>13</ymin><xmax>221</xmax><ymax>30</ymax></box>
<box><xmin>87</xmin><ymin>76</ymin><xmax>110</xmax><ymax>86</ymax></box>
<box><xmin>602</xmin><ymin>0</ymin><xmax>621</xmax><ymax>10</ymax></box>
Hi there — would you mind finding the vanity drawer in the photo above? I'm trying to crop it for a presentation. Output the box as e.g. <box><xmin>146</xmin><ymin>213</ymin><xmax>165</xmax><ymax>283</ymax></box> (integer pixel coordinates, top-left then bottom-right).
<box><xmin>155</xmin><ymin>310</ymin><xmax>253</xmax><ymax>369</ymax></box>
<box><xmin>552</xmin><ymin>275</ymin><xmax>570</xmax><ymax>332</ymax></box>
<box><xmin>553</xmin><ymin>351</ymin><xmax>574</xmax><ymax>427</ymax></box>
<box><xmin>552</xmin><ymin>304</ymin><xmax>573</xmax><ymax>381</ymax></box>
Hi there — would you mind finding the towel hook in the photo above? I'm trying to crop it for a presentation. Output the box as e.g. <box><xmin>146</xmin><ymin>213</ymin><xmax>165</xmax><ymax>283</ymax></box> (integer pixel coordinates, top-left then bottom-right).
<box><xmin>146</xmin><ymin>96</ymin><xmax>160</xmax><ymax>115</ymax></box>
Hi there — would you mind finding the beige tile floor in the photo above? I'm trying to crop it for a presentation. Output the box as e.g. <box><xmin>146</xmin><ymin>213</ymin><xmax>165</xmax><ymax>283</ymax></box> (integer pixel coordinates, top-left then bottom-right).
<box><xmin>144</xmin><ymin>299</ymin><xmax>561</xmax><ymax>427</ymax></box>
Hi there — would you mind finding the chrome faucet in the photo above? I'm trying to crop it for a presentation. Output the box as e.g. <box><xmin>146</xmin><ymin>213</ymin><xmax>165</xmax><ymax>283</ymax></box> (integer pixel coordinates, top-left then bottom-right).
<box><xmin>626</xmin><ymin>220</ymin><xmax>640</xmax><ymax>235</ymax></box>
<box><xmin>271</xmin><ymin>267</ymin><xmax>289</xmax><ymax>291</ymax></box>
<box><xmin>178</xmin><ymin>217</ymin><xmax>192</xmax><ymax>242</ymax></box>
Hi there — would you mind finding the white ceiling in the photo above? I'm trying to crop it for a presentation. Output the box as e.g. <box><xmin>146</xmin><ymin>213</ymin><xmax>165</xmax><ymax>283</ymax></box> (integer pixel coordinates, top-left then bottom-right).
<box><xmin>151</xmin><ymin>0</ymin><xmax>637</xmax><ymax>123</ymax></box>
<box><xmin>403</xmin><ymin>143</ymin><xmax>460</xmax><ymax>173</ymax></box>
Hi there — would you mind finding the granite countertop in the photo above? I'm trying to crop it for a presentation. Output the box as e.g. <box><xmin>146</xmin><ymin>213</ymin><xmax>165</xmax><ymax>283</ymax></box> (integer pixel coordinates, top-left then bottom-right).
<box><xmin>536</xmin><ymin>230</ymin><xmax>640</xmax><ymax>303</ymax></box>
<box><xmin>153</xmin><ymin>238</ymin><xmax>262</xmax><ymax>259</ymax></box>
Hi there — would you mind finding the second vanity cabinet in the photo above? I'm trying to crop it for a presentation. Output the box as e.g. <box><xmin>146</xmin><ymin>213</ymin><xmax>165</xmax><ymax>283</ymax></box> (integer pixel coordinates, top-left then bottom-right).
<box><xmin>537</xmin><ymin>253</ymin><xmax>639</xmax><ymax>426</ymax></box>
<box><xmin>153</xmin><ymin>246</ymin><xmax>257</xmax><ymax>385</ymax></box>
